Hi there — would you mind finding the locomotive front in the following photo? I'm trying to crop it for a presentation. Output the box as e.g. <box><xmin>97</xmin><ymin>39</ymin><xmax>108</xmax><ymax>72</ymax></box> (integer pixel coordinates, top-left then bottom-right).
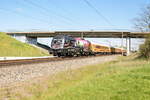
<box><xmin>51</xmin><ymin>35</ymin><xmax>64</xmax><ymax>50</ymax></box>
<box><xmin>50</xmin><ymin>35</ymin><xmax>76</xmax><ymax>57</ymax></box>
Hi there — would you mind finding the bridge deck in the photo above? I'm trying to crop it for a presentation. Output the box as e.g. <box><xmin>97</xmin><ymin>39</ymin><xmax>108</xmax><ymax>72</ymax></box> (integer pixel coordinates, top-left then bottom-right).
<box><xmin>7</xmin><ymin>31</ymin><xmax>150</xmax><ymax>38</ymax></box>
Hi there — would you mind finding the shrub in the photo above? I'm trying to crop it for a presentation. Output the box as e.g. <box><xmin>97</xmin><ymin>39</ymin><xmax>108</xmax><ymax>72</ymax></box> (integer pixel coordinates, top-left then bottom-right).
<box><xmin>139</xmin><ymin>35</ymin><xmax>150</xmax><ymax>59</ymax></box>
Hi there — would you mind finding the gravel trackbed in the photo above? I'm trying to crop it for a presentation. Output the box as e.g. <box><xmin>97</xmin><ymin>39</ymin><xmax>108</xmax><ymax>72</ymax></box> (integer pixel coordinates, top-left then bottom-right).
<box><xmin>0</xmin><ymin>55</ymin><xmax>118</xmax><ymax>87</ymax></box>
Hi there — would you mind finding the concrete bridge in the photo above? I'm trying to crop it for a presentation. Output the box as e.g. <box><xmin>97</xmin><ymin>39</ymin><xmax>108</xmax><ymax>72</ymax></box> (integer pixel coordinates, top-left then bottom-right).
<box><xmin>7</xmin><ymin>31</ymin><xmax>150</xmax><ymax>38</ymax></box>
<box><xmin>6</xmin><ymin>31</ymin><xmax>150</xmax><ymax>55</ymax></box>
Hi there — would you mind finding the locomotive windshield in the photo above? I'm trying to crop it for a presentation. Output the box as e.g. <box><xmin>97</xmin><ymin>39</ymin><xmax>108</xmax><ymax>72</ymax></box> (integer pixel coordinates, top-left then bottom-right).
<box><xmin>52</xmin><ymin>39</ymin><xmax>63</xmax><ymax>45</ymax></box>
<box><xmin>51</xmin><ymin>35</ymin><xmax>75</xmax><ymax>49</ymax></box>
<box><xmin>51</xmin><ymin>35</ymin><xmax>64</xmax><ymax>49</ymax></box>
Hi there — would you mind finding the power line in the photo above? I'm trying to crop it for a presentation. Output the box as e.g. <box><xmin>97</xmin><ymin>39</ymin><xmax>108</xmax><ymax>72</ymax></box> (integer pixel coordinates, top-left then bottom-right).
<box><xmin>15</xmin><ymin>0</ymin><xmax>53</xmax><ymax>19</ymax></box>
<box><xmin>23</xmin><ymin>0</ymin><xmax>76</xmax><ymax>24</ymax></box>
<box><xmin>46</xmin><ymin>0</ymin><xmax>81</xmax><ymax>24</ymax></box>
<box><xmin>0</xmin><ymin>7</ymin><xmax>51</xmax><ymax>25</ymax></box>
<box><xmin>83</xmin><ymin>0</ymin><xmax>114</xmax><ymax>26</ymax></box>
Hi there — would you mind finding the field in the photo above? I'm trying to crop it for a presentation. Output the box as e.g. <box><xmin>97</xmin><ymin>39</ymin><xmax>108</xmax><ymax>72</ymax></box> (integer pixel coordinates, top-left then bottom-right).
<box><xmin>1</xmin><ymin>54</ymin><xmax>150</xmax><ymax>100</ymax></box>
<box><xmin>0</xmin><ymin>32</ymin><xmax>49</xmax><ymax>57</ymax></box>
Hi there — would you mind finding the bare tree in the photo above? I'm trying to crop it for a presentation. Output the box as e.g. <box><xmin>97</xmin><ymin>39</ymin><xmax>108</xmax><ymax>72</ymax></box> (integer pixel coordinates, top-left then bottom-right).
<box><xmin>133</xmin><ymin>5</ymin><xmax>150</xmax><ymax>32</ymax></box>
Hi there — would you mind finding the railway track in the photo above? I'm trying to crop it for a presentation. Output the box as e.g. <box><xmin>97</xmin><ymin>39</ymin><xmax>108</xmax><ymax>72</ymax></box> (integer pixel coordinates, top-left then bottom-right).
<box><xmin>0</xmin><ymin>57</ymin><xmax>66</xmax><ymax>67</ymax></box>
<box><xmin>0</xmin><ymin>54</ymin><xmax>117</xmax><ymax>67</ymax></box>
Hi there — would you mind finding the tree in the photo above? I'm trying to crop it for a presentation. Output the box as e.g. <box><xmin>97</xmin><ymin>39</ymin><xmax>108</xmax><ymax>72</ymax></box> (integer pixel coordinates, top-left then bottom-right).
<box><xmin>133</xmin><ymin>5</ymin><xmax>150</xmax><ymax>32</ymax></box>
<box><xmin>139</xmin><ymin>35</ymin><xmax>150</xmax><ymax>59</ymax></box>
<box><xmin>134</xmin><ymin>4</ymin><xmax>150</xmax><ymax>58</ymax></box>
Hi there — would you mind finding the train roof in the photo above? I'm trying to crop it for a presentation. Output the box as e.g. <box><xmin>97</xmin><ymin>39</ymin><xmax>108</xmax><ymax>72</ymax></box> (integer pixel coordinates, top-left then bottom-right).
<box><xmin>90</xmin><ymin>41</ymin><xmax>110</xmax><ymax>47</ymax></box>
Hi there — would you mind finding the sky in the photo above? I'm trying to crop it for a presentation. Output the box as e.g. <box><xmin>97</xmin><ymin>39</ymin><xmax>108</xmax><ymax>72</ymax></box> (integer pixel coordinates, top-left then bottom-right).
<box><xmin>0</xmin><ymin>0</ymin><xmax>150</xmax><ymax>32</ymax></box>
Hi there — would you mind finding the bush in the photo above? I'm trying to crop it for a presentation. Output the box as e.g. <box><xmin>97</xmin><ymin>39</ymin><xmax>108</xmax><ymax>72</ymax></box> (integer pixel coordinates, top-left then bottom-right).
<box><xmin>139</xmin><ymin>35</ymin><xmax>150</xmax><ymax>59</ymax></box>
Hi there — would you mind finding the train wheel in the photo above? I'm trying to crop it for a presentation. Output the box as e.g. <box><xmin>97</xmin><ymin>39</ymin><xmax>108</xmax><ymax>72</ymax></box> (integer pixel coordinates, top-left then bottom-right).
<box><xmin>57</xmin><ymin>53</ymin><xmax>61</xmax><ymax>57</ymax></box>
<box><xmin>70</xmin><ymin>52</ymin><xmax>74</xmax><ymax>57</ymax></box>
<box><xmin>76</xmin><ymin>54</ymin><xmax>80</xmax><ymax>57</ymax></box>
<box><xmin>53</xmin><ymin>53</ymin><xmax>57</xmax><ymax>56</ymax></box>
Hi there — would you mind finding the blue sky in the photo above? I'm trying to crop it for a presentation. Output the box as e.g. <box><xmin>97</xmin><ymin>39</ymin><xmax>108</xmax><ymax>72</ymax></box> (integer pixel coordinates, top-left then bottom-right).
<box><xmin>0</xmin><ymin>0</ymin><xmax>149</xmax><ymax>32</ymax></box>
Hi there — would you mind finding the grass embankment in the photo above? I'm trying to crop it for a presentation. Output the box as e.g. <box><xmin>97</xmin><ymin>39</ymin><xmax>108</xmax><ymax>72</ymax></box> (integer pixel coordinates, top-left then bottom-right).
<box><xmin>0</xmin><ymin>32</ymin><xmax>49</xmax><ymax>56</ymax></box>
<box><xmin>1</xmin><ymin>55</ymin><xmax>150</xmax><ymax>100</ymax></box>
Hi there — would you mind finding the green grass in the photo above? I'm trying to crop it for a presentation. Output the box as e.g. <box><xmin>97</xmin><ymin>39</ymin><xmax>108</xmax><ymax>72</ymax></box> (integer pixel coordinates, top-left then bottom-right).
<box><xmin>51</xmin><ymin>66</ymin><xmax>150</xmax><ymax>100</ymax></box>
<box><xmin>1</xmin><ymin>55</ymin><xmax>150</xmax><ymax>100</ymax></box>
<box><xmin>0</xmin><ymin>32</ymin><xmax>49</xmax><ymax>56</ymax></box>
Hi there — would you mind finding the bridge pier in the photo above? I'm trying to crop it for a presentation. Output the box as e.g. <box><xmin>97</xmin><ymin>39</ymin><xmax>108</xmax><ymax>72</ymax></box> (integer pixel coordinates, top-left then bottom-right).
<box><xmin>126</xmin><ymin>37</ymin><xmax>131</xmax><ymax>56</ymax></box>
<box><xmin>10</xmin><ymin>34</ymin><xmax>37</xmax><ymax>45</ymax></box>
<box><xmin>10</xmin><ymin>34</ymin><xmax>50</xmax><ymax>51</ymax></box>
<box><xmin>26</xmin><ymin>37</ymin><xmax>37</xmax><ymax>45</ymax></box>
<box><xmin>10</xmin><ymin>34</ymin><xmax>27</xmax><ymax>43</ymax></box>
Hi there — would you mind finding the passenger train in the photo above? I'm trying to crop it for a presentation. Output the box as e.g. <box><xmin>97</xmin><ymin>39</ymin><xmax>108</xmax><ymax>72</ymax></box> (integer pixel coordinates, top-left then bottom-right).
<box><xmin>49</xmin><ymin>35</ymin><xmax>126</xmax><ymax>57</ymax></box>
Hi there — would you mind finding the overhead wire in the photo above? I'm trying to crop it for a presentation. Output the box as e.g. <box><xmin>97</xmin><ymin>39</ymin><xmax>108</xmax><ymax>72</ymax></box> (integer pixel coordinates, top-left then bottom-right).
<box><xmin>0</xmin><ymin>7</ymin><xmax>51</xmax><ymax>25</ymax></box>
<box><xmin>83</xmin><ymin>0</ymin><xmax>114</xmax><ymax>27</ymax></box>
<box><xmin>45</xmin><ymin>0</ymin><xmax>81</xmax><ymax>24</ymax></box>
<box><xmin>22</xmin><ymin>0</ymin><xmax>76</xmax><ymax>24</ymax></box>
<box><xmin>15</xmin><ymin>0</ymin><xmax>53</xmax><ymax>19</ymax></box>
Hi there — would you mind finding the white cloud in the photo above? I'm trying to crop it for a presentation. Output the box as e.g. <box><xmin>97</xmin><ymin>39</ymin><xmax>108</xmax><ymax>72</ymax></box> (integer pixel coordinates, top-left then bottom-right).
<box><xmin>15</xmin><ymin>8</ymin><xmax>23</xmax><ymax>13</ymax></box>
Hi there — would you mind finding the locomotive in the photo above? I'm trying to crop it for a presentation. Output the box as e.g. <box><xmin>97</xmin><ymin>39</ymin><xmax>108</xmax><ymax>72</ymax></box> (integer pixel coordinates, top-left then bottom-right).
<box><xmin>50</xmin><ymin>35</ymin><xmax>126</xmax><ymax>57</ymax></box>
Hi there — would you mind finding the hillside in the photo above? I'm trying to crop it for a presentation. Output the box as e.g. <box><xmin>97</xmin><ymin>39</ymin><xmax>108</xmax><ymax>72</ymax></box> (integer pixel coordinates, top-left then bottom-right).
<box><xmin>0</xmin><ymin>32</ymin><xmax>49</xmax><ymax>57</ymax></box>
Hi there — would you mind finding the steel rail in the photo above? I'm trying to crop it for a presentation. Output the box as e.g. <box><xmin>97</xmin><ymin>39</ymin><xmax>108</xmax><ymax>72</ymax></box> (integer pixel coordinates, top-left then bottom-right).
<box><xmin>0</xmin><ymin>54</ymin><xmax>117</xmax><ymax>67</ymax></box>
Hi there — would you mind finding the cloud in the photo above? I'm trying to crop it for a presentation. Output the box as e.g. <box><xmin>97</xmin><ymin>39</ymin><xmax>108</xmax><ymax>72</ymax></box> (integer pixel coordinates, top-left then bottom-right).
<box><xmin>15</xmin><ymin>8</ymin><xmax>23</xmax><ymax>13</ymax></box>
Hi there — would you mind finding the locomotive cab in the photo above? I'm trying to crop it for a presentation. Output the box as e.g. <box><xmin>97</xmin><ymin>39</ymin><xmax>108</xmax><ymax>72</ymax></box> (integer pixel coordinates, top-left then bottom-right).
<box><xmin>50</xmin><ymin>35</ymin><xmax>76</xmax><ymax>57</ymax></box>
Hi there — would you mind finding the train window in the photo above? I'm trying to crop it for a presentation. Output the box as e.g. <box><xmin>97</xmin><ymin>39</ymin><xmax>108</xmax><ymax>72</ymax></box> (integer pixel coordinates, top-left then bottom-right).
<box><xmin>96</xmin><ymin>46</ymin><xmax>101</xmax><ymax>49</ymax></box>
<box><xmin>53</xmin><ymin>40</ymin><xmax>57</xmax><ymax>44</ymax></box>
<box><xmin>65</xmin><ymin>39</ymin><xmax>69</xmax><ymax>43</ymax></box>
<box><xmin>52</xmin><ymin>39</ymin><xmax>62</xmax><ymax>44</ymax></box>
<box><xmin>58</xmin><ymin>39</ymin><xmax>62</xmax><ymax>43</ymax></box>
